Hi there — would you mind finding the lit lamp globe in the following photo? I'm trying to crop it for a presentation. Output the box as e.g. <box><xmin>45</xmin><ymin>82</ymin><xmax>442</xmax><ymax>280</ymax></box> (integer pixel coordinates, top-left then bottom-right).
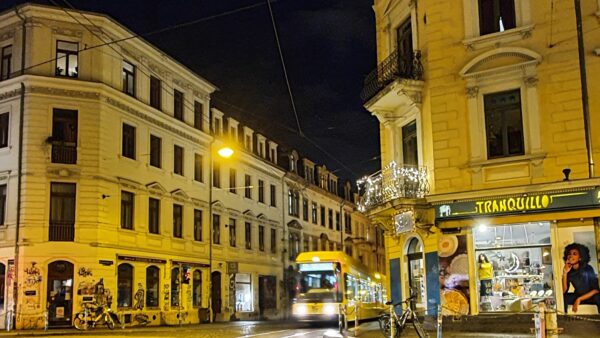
<box><xmin>217</xmin><ymin>146</ymin><xmax>234</xmax><ymax>158</ymax></box>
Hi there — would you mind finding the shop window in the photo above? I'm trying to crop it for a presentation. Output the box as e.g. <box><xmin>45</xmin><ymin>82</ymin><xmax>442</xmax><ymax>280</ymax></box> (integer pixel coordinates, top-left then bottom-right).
<box><xmin>0</xmin><ymin>112</ymin><xmax>7</xmax><ymax>148</ymax></box>
<box><xmin>193</xmin><ymin>270</ymin><xmax>202</xmax><ymax>307</ymax></box>
<box><xmin>122</xmin><ymin>123</ymin><xmax>136</xmax><ymax>160</ymax></box>
<box><xmin>118</xmin><ymin>264</ymin><xmax>133</xmax><ymax>308</ymax></box>
<box><xmin>150</xmin><ymin>135</ymin><xmax>161</xmax><ymax>168</ymax></box>
<box><xmin>171</xmin><ymin>267</ymin><xmax>180</xmax><ymax>307</ymax></box>
<box><xmin>484</xmin><ymin>89</ymin><xmax>524</xmax><ymax>159</ymax></box>
<box><xmin>235</xmin><ymin>273</ymin><xmax>253</xmax><ymax>312</ymax></box>
<box><xmin>1</xmin><ymin>45</ymin><xmax>11</xmax><ymax>80</ymax></box>
<box><xmin>55</xmin><ymin>40</ymin><xmax>78</xmax><ymax>77</ymax></box>
<box><xmin>473</xmin><ymin>222</ymin><xmax>553</xmax><ymax>313</ymax></box>
<box><xmin>478</xmin><ymin>0</ymin><xmax>516</xmax><ymax>36</ymax></box>
<box><xmin>120</xmin><ymin>191</ymin><xmax>134</xmax><ymax>230</ymax></box>
<box><xmin>146</xmin><ymin>266</ymin><xmax>159</xmax><ymax>308</ymax></box>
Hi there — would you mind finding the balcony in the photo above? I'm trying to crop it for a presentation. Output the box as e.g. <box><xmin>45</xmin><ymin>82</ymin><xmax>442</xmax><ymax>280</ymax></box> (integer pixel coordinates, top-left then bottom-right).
<box><xmin>49</xmin><ymin>221</ymin><xmax>75</xmax><ymax>241</ymax></box>
<box><xmin>51</xmin><ymin>142</ymin><xmax>77</xmax><ymax>164</ymax></box>
<box><xmin>361</xmin><ymin>49</ymin><xmax>424</xmax><ymax>104</ymax></box>
<box><xmin>357</xmin><ymin>161</ymin><xmax>429</xmax><ymax>212</ymax></box>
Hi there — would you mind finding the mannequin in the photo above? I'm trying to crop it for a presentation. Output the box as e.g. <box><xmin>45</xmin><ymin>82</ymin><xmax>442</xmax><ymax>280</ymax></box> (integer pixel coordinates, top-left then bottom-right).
<box><xmin>478</xmin><ymin>254</ymin><xmax>494</xmax><ymax>306</ymax></box>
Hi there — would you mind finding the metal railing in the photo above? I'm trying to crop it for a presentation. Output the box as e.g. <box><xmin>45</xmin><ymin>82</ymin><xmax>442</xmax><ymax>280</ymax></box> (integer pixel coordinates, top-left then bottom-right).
<box><xmin>49</xmin><ymin>221</ymin><xmax>75</xmax><ymax>241</ymax></box>
<box><xmin>51</xmin><ymin>143</ymin><xmax>77</xmax><ymax>164</ymax></box>
<box><xmin>361</xmin><ymin>49</ymin><xmax>424</xmax><ymax>103</ymax></box>
<box><xmin>357</xmin><ymin>161</ymin><xmax>429</xmax><ymax>211</ymax></box>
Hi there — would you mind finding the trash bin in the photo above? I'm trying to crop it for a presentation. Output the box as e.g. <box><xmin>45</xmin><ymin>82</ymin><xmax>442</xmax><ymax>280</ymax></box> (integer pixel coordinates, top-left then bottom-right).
<box><xmin>198</xmin><ymin>308</ymin><xmax>210</xmax><ymax>323</ymax></box>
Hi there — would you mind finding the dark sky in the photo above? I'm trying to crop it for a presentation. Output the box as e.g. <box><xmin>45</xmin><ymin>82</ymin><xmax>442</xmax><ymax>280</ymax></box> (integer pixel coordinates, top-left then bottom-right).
<box><xmin>2</xmin><ymin>0</ymin><xmax>380</xmax><ymax>183</ymax></box>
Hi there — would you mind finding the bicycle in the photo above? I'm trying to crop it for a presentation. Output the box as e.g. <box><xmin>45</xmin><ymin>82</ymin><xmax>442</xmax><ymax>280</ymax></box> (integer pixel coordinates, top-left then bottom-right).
<box><xmin>378</xmin><ymin>296</ymin><xmax>427</xmax><ymax>338</ymax></box>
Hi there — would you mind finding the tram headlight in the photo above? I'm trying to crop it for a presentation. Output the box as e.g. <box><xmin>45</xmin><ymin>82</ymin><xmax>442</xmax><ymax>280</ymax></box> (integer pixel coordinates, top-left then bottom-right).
<box><xmin>295</xmin><ymin>304</ymin><xmax>307</xmax><ymax>315</ymax></box>
<box><xmin>323</xmin><ymin>304</ymin><xmax>336</xmax><ymax>315</ymax></box>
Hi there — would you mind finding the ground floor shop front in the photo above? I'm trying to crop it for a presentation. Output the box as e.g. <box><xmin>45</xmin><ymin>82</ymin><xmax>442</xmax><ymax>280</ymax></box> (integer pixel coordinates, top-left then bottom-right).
<box><xmin>0</xmin><ymin>245</ymin><xmax>284</xmax><ymax>329</ymax></box>
<box><xmin>385</xmin><ymin>186</ymin><xmax>600</xmax><ymax>317</ymax></box>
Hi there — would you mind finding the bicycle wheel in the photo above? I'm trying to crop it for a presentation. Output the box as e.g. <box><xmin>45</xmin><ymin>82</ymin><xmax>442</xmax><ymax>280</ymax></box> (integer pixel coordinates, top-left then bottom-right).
<box><xmin>105</xmin><ymin>315</ymin><xmax>115</xmax><ymax>330</ymax></box>
<box><xmin>73</xmin><ymin>316</ymin><xmax>85</xmax><ymax>330</ymax></box>
<box><xmin>412</xmin><ymin>317</ymin><xmax>427</xmax><ymax>338</ymax></box>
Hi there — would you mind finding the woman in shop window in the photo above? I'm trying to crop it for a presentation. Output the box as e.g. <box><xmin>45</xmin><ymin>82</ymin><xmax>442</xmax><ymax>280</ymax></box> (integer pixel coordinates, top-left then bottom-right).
<box><xmin>562</xmin><ymin>243</ymin><xmax>600</xmax><ymax>313</ymax></box>
<box><xmin>478</xmin><ymin>254</ymin><xmax>493</xmax><ymax>303</ymax></box>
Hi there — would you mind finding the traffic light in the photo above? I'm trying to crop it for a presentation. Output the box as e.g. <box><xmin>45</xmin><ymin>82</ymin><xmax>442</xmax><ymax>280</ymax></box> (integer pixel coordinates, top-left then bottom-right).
<box><xmin>182</xmin><ymin>266</ymin><xmax>191</xmax><ymax>284</ymax></box>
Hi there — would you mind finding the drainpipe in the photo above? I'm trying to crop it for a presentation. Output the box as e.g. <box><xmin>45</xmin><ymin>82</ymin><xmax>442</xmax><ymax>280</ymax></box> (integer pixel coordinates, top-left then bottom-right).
<box><xmin>280</xmin><ymin>174</ymin><xmax>287</xmax><ymax>319</ymax></box>
<box><xmin>574</xmin><ymin>0</ymin><xmax>594</xmax><ymax>178</ymax></box>
<box><xmin>13</xmin><ymin>6</ymin><xmax>27</xmax><ymax>327</ymax></box>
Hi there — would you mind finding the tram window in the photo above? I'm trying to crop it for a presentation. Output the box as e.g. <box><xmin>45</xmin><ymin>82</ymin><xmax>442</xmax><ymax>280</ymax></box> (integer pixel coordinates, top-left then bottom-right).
<box><xmin>297</xmin><ymin>270</ymin><xmax>342</xmax><ymax>303</ymax></box>
<box><xmin>344</xmin><ymin>273</ymin><xmax>357</xmax><ymax>300</ymax></box>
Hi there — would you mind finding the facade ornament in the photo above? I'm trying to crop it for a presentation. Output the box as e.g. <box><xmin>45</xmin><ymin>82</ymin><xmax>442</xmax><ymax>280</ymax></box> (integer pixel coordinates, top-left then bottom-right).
<box><xmin>51</xmin><ymin>26</ymin><xmax>83</xmax><ymax>38</ymax></box>
<box><xmin>466</xmin><ymin>86</ymin><xmax>479</xmax><ymax>98</ymax></box>
<box><xmin>524</xmin><ymin>76</ymin><xmax>539</xmax><ymax>88</ymax></box>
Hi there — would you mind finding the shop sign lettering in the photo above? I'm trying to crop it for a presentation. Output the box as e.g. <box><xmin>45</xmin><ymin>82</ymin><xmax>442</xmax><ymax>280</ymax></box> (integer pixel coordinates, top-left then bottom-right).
<box><xmin>475</xmin><ymin>195</ymin><xmax>551</xmax><ymax>214</ymax></box>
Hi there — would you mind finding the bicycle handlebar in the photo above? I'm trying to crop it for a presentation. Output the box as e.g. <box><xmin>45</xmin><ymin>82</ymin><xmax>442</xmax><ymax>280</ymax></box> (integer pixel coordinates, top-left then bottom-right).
<box><xmin>385</xmin><ymin>296</ymin><xmax>416</xmax><ymax>307</ymax></box>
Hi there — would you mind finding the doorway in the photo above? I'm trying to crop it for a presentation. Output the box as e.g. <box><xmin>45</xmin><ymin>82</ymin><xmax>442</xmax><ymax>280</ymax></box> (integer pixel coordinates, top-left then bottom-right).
<box><xmin>406</xmin><ymin>237</ymin><xmax>425</xmax><ymax>311</ymax></box>
<box><xmin>258</xmin><ymin>275</ymin><xmax>276</xmax><ymax>319</ymax></box>
<box><xmin>47</xmin><ymin>261</ymin><xmax>74</xmax><ymax>328</ymax></box>
<box><xmin>211</xmin><ymin>271</ymin><xmax>221</xmax><ymax>322</ymax></box>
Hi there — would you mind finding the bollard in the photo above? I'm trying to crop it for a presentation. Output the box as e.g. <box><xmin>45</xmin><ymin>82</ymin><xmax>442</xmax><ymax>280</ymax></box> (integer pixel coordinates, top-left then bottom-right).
<box><xmin>545</xmin><ymin>305</ymin><xmax>558</xmax><ymax>337</ymax></box>
<box><xmin>534</xmin><ymin>302</ymin><xmax>546</xmax><ymax>338</ymax></box>
<box><xmin>44</xmin><ymin>310</ymin><xmax>49</xmax><ymax>331</ymax></box>
<box><xmin>6</xmin><ymin>309</ymin><xmax>13</xmax><ymax>332</ymax></box>
<box><xmin>121</xmin><ymin>313</ymin><xmax>126</xmax><ymax>330</ymax></box>
<box><xmin>389</xmin><ymin>303</ymin><xmax>394</xmax><ymax>338</ymax></box>
<box><xmin>354</xmin><ymin>300</ymin><xmax>360</xmax><ymax>337</ymax></box>
<box><xmin>84</xmin><ymin>306</ymin><xmax>89</xmax><ymax>330</ymax></box>
<box><xmin>436</xmin><ymin>304</ymin><xmax>443</xmax><ymax>338</ymax></box>
<box><xmin>338</xmin><ymin>304</ymin><xmax>344</xmax><ymax>334</ymax></box>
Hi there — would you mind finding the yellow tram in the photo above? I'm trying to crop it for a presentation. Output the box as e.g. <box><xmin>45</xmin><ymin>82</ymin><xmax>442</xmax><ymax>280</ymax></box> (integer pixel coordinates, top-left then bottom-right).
<box><xmin>291</xmin><ymin>251</ymin><xmax>387</xmax><ymax>322</ymax></box>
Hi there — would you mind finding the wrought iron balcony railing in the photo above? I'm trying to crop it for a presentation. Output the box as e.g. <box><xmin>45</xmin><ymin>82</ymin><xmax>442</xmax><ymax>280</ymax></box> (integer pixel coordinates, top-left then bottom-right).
<box><xmin>357</xmin><ymin>161</ymin><xmax>429</xmax><ymax>212</ymax></box>
<box><xmin>361</xmin><ymin>49</ymin><xmax>424</xmax><ymax>103</ymax></box>
<box><xmin>49</xmin><ymin>221</ymin><xmax>75</xmax><ymax>241</ymax></box>
<box><xmin>51</xmin><ymin>142</ymin><xmax>77</xmax><ymax>164</ymax></box>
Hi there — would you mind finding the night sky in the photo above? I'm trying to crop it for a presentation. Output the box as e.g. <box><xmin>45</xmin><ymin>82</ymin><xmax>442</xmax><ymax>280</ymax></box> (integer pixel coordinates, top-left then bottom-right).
<box><xmin>2</xmin><ymin>0</ymin><xmax>380</xmax><ymax>183</ymax></box>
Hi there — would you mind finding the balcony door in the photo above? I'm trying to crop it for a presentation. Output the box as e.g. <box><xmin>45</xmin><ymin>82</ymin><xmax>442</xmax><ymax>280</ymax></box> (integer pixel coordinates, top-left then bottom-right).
<box><xmin>396</xmin><ymin>18</ymin><xmax>413</xmax><ymax>72</ymax></box>
<box><xmin>402</xmin><ymin>120</ymin><xmax>418</xmax><ymax>166</ymax></box>
<box><xmin>49</xmin><ymin>183</ymin><xmax>76</xmax><ymax>241</ymax></box>
<box><xmin>51</xmin><ymin>109</ymin><xmax>77</xmax><ymax>164</ymax></box>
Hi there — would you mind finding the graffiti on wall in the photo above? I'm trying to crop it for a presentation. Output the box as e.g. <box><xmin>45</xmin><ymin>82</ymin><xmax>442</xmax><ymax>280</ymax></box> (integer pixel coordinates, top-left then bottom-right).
<box><xmin>77</xmin><ymin>267</ymin><xmax>93</xmax><ymax>278</ymax></box>
<box><xmin>163</xmin><ymin>284</ymin><xmax>170</xmax><ymax>311</ymax></box>
<box><xmin>24</xmin><ymin>262</ymin><xmax>42</xmax><ymax>286</ymax></box>
<box><xmin>133</xmin><ymin>283</ymin><xmax>144</xmax><ymax>310</ymax></box>
<box><xmin>22</xmin><ymin>262</ymin><xmax>43</xmax><ymax>311</ymax></box>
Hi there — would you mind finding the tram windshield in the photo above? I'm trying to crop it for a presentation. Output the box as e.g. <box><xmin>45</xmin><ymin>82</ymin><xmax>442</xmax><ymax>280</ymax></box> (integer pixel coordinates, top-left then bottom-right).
<box><xmin>296</xmin><ymin>262</ymin><xmax>342</xmax><ymax>303</ymax></box>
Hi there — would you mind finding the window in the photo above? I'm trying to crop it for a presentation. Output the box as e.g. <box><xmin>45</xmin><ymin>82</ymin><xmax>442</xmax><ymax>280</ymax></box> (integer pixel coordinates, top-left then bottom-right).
<box><xmin>0</xmin><ymin>184</ymin><xmax>6</xmax><ymax>225</ymax></box>
<box><xmin>122</xmin><ymin>61</ymin><xmax>135</xmax><ymax>96</ymax></box>
<box><xmin>146</xmin><ymin>266</ymin><xmax>159</xmax><ymax>307</ymax></box>
<box><xmin>270</xmin><ymin>228</ymin><xmax>277</xmax><ymax>254</ymax></box>
<box><xmin>173</xmin><ymin>204</ymin><xmax>183</xmax><ymax>238</ymax></box>
<box><xmin>259</xmin><ymin>225</ymin><xmax>264</xmax><ymax>251</ymax></box>
<box><xmin>194</xmin><ymin>101</ymin><xmax>203</xmax><ymax>130</ymax></box>
<box><xmin>320</xmin><ymin>206</ymin><xmax>325</xmax><ymax>226</ymax></box>
<box><xmin>174</xmin><ymin>89</ymin><xmax>184</xmax><ymax>121</ymax></box>
<box><xmin>229</xmin><ymin>218</ymin><xmax>236</xmax><ymax>247</ymax></box>
<box><xmin>213</xmin><ymin>161</ymin><xmax>221</xmax><ymax>188</ymax></box>
<box><xmin>193</xmin><ymin>270</ymin><xmax>202</xmax><ymax>307</ymax></box>
<box><xmin>311</xmin><ymin>203</ymin><xmax>317</xmax><ymax>224</ymax></box>
<box><xmin>51</xmin><ymin>109</ymin><xmax>78</xmax><ymax>164</ymax></box>
<box><xmin>258</xmin><ymin>180</ymin><xmax>264</xmax><ymax>203</ymax></box>
<box><xmin>478</xmin><ymin>0</ymin><xmax>516</xmax><ymax>36</ymax></box>
<box><xmin>122</xmin><ymin>123</ymin><xmax>136</xmax><ymax>159</ymax></box>
<box><xmin>402</xmin><ymin>120</ymin><xmax>418</xmax><ymax>166</ymax></box>
<box><xmin>328</xmin><ymin>209</ymin><xmax>333</xmax><ymax>229</ymax></box>
<box><xmin>235</xmin><ymin>273</ymin><xmax>253</xmax><ymax>312</ymax></box>
<box><xmin>484</xmin><ymin>89</ymin><xmax>524</xmax><ymax>159</ymax></box>
<box><xmin>194</xmin><ymin>209</ymin><xmax>203</xmax><ymax>241</ymax></box>
<box><xmin>117</xmin><ymin>264</ymin><xmax>133</xmax><ymax>308</ymax></box>
<box><xmin>150</xmin><ymin>135</ymin><xmax>162</xmax><ymax>168</ymax></box>
<box><xmin>0</xmin><ymin>113</ymin><xmax>8</xmax><ymax>148</ymax></box>
<box><xmin>335</xmin><ymin>212</ymin><xmax>340</xmax><ymax>231</ymax></box>
<box><xmin>149</xmin><ymin>198</ymin><xmax>160</xmax><ymax>234</ymax></box>
<box><xmin>287</xmin><ymin>190</ymin><xmax>299</xmax><ymax>216</ymax></box>
<box><xmin>244</xmin><ymin>175</ymin><xmax>251</xmax><ymax>199</ymax></box>
<box><xmin>245</xmin><ymin>222</ymin><xmax>252</xmax><ymax>249</ymax></box>
<box><xmin>302</xmin><ymin>199</ymin><xmax>308</xmax><ymax>221</ymax></box>
<box><xmin>171</xmin><ymin>267</ymin><xmax>180</xmax><ymax>307</ymax></box>
<box><xmin>194</xmin><ymin>154</ymin><xmax>203</xmax><ymax>182</ymax></box>
<box><xmin>49</xmin><ymin>182</ymin><xmax>76</xmax><ymax>241</ymax></box>
<box><xmin>229</xmin><ymin>169</ymin><xmax>237</xmax><ymax>194</ymax></box>
<box><xmin>270</xmin><ymin>184</ymin><xmax>276</xmax><ymax>207</ymax></box>
<box><xmin>55</xmin><ymin>41</ymin><xmax>78</xmax><ymax>77</ymax></box>
<box><xmin>120</xmin><ymin>191</ymin><xmax>134</xmax><ymax>230</ymax></box>
<box><xmin>344</xmin><ymin>213</ymin><xmax>352</xmax><ymax>234</ymax></box>
<box><xmin>289</xmin><ymin>233</ymin><xmax>300</xmax><ymax>260</ymax></box>
<box><xmin>212</xmin><ymin>214</ymin><xmax>220</xmax><ymax>244</ymax></box>
<box><xmin>1</xmin><ymin>45</ymin><xmax>11</xmax><ymax>81</ymax></box>
<box><xmin>396</xmin><ymin>19</ymin><xmax>413</xmax><ymax>73</ymax></box>
<box><xmin>150</xmin><ymin>76</ymin><xmax>161</xmax><ymax>110</ymax></box>
<box><xmin>174</xmin><ymin>145</ymin><xmax>184</xmax><ymax>175</ymax></box>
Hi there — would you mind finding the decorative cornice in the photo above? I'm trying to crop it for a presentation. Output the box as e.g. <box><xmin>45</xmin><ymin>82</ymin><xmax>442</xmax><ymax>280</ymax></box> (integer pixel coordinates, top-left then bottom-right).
<box><xmin>51</xmin><ymin>26</ymin><xmax>83</xmax><ymax>38</ymax></box>
<box><xmin>29</xmin><ymin>86</ymin><xmax>100</xmax><ymax>100</ymax></box>
<box><xmin>0</xmin><ymin>88</ymin><xmax>21</xmax><ymax>101</ymax></box>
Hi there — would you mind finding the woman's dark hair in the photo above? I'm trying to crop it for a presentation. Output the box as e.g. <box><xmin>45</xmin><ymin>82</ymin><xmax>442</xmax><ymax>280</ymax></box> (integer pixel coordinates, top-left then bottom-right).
<box><xmin>563</xmin><ymin>243</ymin><xmax>591</xmax><ymax>265</ymax></box>
<box><xmin>478</xmin><ymin>253</ymin><xmax>489</xmax><ymax>263</ymax></box>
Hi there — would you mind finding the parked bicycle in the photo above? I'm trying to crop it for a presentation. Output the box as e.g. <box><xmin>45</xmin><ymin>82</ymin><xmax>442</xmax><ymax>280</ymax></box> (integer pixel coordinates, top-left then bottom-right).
<box><xmin>378</xmin><ymin>296</ymin><xmax>427</xmax><ymax>338</ymax></box>
<box><xmin>73</xmin><ymin>302</ymin><xmax>120</xmax><ymax>330</ymax></box>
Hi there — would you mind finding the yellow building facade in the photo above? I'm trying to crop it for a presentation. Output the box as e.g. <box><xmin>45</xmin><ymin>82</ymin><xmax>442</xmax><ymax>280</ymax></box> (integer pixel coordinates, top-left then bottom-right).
<box><xmin>361</xmin><ymin>0</ymin><xmax>600</xmax><ymax>317</ymax></box>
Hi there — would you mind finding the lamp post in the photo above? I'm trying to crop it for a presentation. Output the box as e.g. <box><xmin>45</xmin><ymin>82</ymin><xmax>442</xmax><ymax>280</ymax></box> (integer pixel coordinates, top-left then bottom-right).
<box><xmin>207</xmin><ymin>136</ymin><xmax>233</xmax><ymax>323</ymax></box>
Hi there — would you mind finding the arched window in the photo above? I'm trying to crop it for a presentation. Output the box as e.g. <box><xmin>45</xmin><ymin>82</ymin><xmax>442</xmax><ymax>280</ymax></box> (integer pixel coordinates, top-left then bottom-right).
<box><xmin>407</xmin><ymin>237</ymin><xmax>422</xmax><ymax>254</ymax></box>
<box><xmin>171</xmin><ymin>267</ymin><xmax>180</xmax><ymax>307</ymax></box>
<box><xmin>117</xmin><ymin>264</ymin><xmax>133</xmax><ymax>308</ymax></box>
<box><xmin>193</xmin><ymin>270</ymin><xmax>202</xmax><ymax>307</ymax></box>
<box><xmin>146</xmin><ymin>266</ymin><xmax>159</xmax><ymax>307</ymax></box>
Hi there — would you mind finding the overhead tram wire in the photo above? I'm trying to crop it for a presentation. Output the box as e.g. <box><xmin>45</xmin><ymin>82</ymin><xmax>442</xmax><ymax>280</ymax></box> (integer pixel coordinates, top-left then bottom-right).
<box><xmin>35</xmin><ymin>1</ymin><xmax>360</xmax><ymax>178</ymax></box>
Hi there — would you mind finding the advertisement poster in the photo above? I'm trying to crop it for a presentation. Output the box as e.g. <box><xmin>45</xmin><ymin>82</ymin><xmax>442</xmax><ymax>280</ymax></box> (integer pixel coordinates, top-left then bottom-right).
<box><xmin>438</xmin><ymin>234</ymin><xmax>470</xmax><ymax>315</ymax></box>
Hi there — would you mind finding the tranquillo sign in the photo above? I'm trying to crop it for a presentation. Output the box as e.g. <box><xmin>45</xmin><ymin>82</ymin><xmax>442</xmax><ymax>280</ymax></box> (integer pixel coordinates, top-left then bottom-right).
<box><xmin>435</xmin><ymin>187</ymin><xmax>600</xmax><ymax>220</ymax></box>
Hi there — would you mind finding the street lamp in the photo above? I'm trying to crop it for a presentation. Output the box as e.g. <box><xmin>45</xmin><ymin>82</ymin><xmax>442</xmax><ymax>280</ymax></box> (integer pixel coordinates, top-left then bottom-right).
<box><xmin>208</xmin><ymin>140</ymin><xmax>234</xmax><ymax>323</ymax></box>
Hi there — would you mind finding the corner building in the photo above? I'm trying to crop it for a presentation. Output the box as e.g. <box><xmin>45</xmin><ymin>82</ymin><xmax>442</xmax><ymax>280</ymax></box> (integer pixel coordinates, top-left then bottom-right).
<box><xmin>360</xmin><ymin>0</ymin><xmax>600</xmax><ymax>317</ymax></box>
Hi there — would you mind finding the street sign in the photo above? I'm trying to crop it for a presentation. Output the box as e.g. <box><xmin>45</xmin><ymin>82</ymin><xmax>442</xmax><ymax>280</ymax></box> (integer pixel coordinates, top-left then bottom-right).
<box><xmin>227</xmin><ymin>261</ymin><xmax>238</xmax><ymax>274</ymax></box>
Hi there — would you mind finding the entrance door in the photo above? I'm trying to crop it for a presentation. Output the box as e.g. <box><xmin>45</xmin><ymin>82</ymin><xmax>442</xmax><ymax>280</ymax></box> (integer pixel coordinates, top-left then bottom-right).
<box><xmin>47</xmin><ymin>261</ymin><xmax>74</xmax><ymax>328</ymax></box>
<box><xmin>258</xmin><ymin>275</ymin><xmax>276</xmax><ymax>319</ymax></box>
<box><xmin>211</xmin><ymin>271</ymin><xmax>221</xmax><ymax>322</ymax></box>
<box><xmin>406</xmin><ymin>238</ymin><xmax>425</xmax><ymax>311</ymax></box>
